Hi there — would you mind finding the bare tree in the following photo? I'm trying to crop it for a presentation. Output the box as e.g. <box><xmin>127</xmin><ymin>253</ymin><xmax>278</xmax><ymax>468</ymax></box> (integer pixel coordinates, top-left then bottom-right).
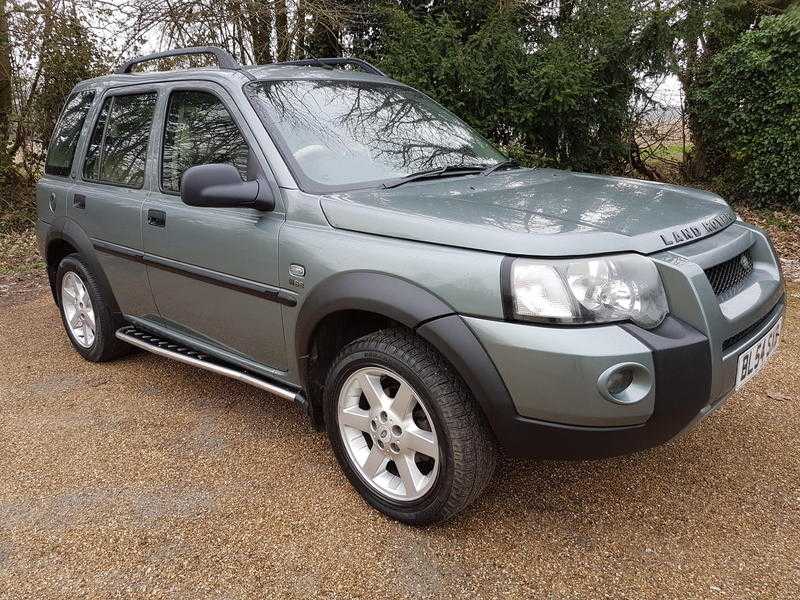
<box><xmin>275</xmin><ymin>0</ymin><xmax>290</xmax><ymax>60</ymax></box>
<box><xmin>0</xmin><ymin>0</ymin><xmax>12</xmax><ymax>161</ymax></box>
<box><xmin>250</xmin><ymin>0</ymin><xmax>273</xmax><ymax>63</ymax></box>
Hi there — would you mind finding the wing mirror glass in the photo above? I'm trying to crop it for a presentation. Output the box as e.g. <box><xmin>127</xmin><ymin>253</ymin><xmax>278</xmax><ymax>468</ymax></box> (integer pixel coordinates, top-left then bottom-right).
<box><xmin>180</xmin><ymin>163</ymin><xmax>275</xmax><ymax>211</ymax></box>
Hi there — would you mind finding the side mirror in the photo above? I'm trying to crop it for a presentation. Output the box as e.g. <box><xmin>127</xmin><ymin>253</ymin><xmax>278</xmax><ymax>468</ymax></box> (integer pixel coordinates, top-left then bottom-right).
<box><xmin>180</xmin><ymin>163</ymin><xmax>275</xmax><ymax>211</ymax></box>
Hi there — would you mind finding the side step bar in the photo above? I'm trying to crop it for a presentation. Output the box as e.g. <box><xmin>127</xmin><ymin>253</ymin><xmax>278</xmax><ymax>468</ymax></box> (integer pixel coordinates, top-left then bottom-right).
<box><xmin>115</xmin><ymin>325</ymin><xmax>307</xmax><ymax>409</ymax></box>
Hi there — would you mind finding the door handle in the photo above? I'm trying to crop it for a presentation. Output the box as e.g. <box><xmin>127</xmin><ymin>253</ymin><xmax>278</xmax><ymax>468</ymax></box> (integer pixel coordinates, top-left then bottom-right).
<box><xmin>73</xmin><ymin>194</ymin><xmax>86</xmax><ymax>209</ymax></box>
<box><xmin>147</xmin><ymin>209</ymin><xmax>166</xmax><ymax>228</ymax></box>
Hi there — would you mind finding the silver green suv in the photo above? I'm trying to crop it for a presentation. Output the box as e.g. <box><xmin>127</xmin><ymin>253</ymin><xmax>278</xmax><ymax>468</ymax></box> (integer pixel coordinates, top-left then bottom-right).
<box><xmin>36</xmin><ymin>47</ymin><xmax>785</xmax><ymax>524</ymax></box>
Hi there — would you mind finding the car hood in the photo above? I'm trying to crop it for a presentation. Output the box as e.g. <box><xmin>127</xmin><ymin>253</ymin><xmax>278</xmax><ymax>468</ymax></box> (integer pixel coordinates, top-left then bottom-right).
<box><xmin>319</xmin><ymin>168</ymin><xmax>737</xmax><ymax>257</ymax></box>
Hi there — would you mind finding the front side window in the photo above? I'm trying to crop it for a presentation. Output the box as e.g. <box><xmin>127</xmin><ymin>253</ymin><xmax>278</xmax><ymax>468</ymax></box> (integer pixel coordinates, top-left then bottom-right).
<box><xmin>161</xmin><ymin>90</ymin><xmax>251</xmax><ymax>193</ymax></box>
<box><xmin>83</xmin><ymin>92</ymin><xmax>157</xmax><ymax>188</ymax></box>
<box><xmin>247</xmin><ymin>80</ymin><xmax>505</xmax><ymax>190</ymax></box>
<box><xmin>45</xmin><ymin>90</ymin><xmax>96</xmax><ymax>177</ymax></box>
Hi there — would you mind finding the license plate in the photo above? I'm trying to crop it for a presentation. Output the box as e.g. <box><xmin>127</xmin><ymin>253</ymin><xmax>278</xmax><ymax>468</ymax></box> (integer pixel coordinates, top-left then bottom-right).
<box><xmin>736</xmin><ymin>318</ymin><xmax>782</xmax><ymax>390</ymax></box>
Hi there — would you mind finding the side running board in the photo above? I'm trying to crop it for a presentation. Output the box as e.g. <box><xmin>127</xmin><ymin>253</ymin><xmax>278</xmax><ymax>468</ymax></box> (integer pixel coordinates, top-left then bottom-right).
<box><xmin>115</xmin><ymin>325</ymin><xmax>307</xmax><ymax>410</ymax></box>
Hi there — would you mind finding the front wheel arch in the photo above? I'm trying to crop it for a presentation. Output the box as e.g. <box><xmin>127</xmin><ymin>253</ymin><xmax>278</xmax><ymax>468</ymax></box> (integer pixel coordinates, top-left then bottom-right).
<box><xmin>295</xmin><ymin>271</ymin><xmax>456</xmax><ymax>363</ymax></box>
<box><xmin>294</xmin><ymin>272</ymin><xmax>518</xmax><ymax>448</ymax></box>
<box><xmin>295</xmin><ymin>272</ymin><xmax>456</xmax><ymax>426</ymax></box>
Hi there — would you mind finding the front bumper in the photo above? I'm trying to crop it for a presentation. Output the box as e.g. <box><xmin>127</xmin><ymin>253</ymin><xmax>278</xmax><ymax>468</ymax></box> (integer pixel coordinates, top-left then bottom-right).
<box><xmin>421</xmin><ymin>222</ymin><xmax>785</xmax><ymax>459</ymax></box>
<box><xmin>463</xmin><ymin>299</ymin><xmax>783</xmax><ymax>459</ymax></box>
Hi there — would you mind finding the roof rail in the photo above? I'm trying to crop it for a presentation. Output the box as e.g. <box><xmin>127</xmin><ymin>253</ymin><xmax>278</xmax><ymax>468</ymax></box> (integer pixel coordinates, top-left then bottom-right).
<box><xmin>278</xmin><ymin>57</ymin><xmax>386</xmax><ymax>77</ymax></box>
<box><xmin>114</xmin><ymin>46</ymin><xmax>242</xmax><ymax>74</ymax></box>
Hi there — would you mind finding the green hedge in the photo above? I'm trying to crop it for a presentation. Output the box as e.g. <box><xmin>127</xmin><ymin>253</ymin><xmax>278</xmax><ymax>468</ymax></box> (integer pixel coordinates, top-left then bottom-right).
<box><xmin>690</xmin><ymin>9</ymin><xmax>800</xmax><ymax>207</ymax></box>
<box><xmin>371</xmin><ymin>3</ymin><xmax>661</xmax><ymax>174</ymax></box>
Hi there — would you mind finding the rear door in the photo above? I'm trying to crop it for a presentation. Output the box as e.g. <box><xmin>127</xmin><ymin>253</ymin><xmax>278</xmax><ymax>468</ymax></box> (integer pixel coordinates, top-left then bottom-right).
<box><xmin>71</xmin><ymin>86</ymin><xmax>160</xmax><ymax>317</ymax></box>
<box><xmin>142</xmin><ymin>82</ymin><xmax>288</xmax><ymax>371</ymax></box>
<box><xmin>37</xmin><ymin>89</ymin><xmax>97</xmax><ymax>224</ymax></box>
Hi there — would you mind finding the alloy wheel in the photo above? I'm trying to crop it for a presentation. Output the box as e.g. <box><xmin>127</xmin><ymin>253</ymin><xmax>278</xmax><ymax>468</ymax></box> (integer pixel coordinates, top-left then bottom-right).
<box><xmin>337</xmin><ymin>367</ymin><xmax>440</xmax><ymax>502</ymax></box>
<box><xmin>61</xmin><ymin>271</ymin><xmax>96</xmax><ymax>348</ymax></box>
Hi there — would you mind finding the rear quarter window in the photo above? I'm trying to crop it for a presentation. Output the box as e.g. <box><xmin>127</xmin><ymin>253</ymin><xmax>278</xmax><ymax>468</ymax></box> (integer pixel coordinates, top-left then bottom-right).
<box><xmin>45</xmin><ymin>90</ymin><xmax>96</xmax><ymax>177</ymax></box>
<box><xmin>83</xmin><ymin>92</ymin><xmax>158</xmax><ymax>188</ymax></box>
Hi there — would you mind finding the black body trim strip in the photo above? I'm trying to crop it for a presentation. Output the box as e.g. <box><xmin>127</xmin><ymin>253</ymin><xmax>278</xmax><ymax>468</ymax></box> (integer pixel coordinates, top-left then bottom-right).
<box><xmin>91</xmin><ymin>238</ymin><xmax>144</xmax><ymax>261</ymax></box>
<box><xmin>45</xmin><ymin>219</ymin><xmax>123</xmax><ymax>314</ymax></box>
<box><xmin>91</xmin><ymin>239</ymin><xmax>297</xmax><ymax>307</ymax></box>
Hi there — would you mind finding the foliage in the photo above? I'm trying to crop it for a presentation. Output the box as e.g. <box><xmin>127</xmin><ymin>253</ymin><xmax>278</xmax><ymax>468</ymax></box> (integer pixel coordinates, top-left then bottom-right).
<box><xmin>688</xmin><ymin>7</ymin><xmax>800</xmax><ymax>207</ymax></box>
<box><xmin>1</xmin><ymin>0</ymin><xmax>799</xmax><ymax>224</ymax></box>
<box><xmin>1</xmin><ymin>1</ymin><xmax>107</xmax><ymax>179</ymax></box>
<box><xmin>0</xmin><ymin>0</ymin><xmax>107</xmax><ymax>228</ymax></box>
<box><xmin>29</xmin><ymin>15</ymin><xmax>106</xmax><ymax>171</ymax></box>
<box><xmin>369</xmin><ymin>1</ymin><xmax>673</xmax><ymax>174</ymax></box>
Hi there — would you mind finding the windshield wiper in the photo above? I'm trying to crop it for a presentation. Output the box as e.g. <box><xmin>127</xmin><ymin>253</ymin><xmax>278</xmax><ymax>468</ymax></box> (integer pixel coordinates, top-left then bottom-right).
<box><xmin>382</xmin><ymin>165</ymin><xmax>485</xmax><ymax>189</ymax></box>
<box><xmin>482</xmin><ymin>159</ymin><xmax>521</xmax><ymax>176</ymax></box>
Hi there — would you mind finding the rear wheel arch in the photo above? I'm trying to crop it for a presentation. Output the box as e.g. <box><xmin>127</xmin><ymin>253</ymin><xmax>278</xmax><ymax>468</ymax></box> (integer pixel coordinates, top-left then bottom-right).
<box><xmin>44</xmin><ymin>220</ymin><xmax>121</xmax><ymax>315</ymax></box>
<box><xmin>45</xmin><ymin>238</ymin><xmax>78</xmax><ymax>301</ymax></box>
<box><xmin>54</xmin><ymin>253</ymin><xmax>131</xmax><ymax>362</ymax></box>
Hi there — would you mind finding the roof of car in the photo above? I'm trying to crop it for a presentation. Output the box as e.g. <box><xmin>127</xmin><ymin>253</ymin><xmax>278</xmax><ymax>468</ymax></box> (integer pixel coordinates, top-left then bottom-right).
<box><xmin>74</xmin><ymin>46</ymin><xmax>401</xmax><ymax>91</ymax></box>
<box><xmin>74</xmin><ymin>62</ymin><xmax>399</xmax><ymax>93</ymax></box>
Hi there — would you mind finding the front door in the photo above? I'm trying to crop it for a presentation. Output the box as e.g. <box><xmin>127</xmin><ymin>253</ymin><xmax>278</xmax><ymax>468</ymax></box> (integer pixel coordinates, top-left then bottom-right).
<box><xmin>142</xmin><ymin>83</ymin><xmax>287</xmax><ymax>371</ymax></box>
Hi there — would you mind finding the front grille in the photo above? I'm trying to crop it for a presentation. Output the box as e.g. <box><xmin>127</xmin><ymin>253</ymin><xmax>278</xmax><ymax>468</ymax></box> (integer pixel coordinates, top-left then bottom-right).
<box><xmin>704</xmin><ymin>250</ymin><xmax>754</xmax><ymax>299</ymax></box>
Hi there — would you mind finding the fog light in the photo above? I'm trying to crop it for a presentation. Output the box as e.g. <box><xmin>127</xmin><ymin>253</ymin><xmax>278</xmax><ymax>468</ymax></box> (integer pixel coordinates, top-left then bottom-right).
<box><xmin>598</xmin><ymin>362</ymin><xmax>652</xmax><ymax>405</ymax></box>
<box><xmin>606</xmin><ymin>367</ymin><xmax>634</xmax><ymax>396</ymax></box>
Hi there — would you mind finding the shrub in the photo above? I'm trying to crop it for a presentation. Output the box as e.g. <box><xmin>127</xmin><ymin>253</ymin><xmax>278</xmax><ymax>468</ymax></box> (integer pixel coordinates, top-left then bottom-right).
<box><xmin>370</xmin><ymin>2</ymin><xmax>668</xmax><ymax>174</ymax></box>
<box><xmin>689</xmin><ymin>8</ymin><xmax>800</xmax><ymax>207</ymax></box>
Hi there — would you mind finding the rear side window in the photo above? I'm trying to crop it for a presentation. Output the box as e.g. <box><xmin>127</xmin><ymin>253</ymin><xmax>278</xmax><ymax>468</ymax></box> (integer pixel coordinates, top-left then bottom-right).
<box><xmin>45</xmin><ymin>90</ymin><xmax>96</xmax><ymax>177</ymax></box>
<box><xmin>83</xmin><ymin>92</ymin><xmax>157</xmax><ymax>188</ymax></box>
<box><xmin>161</xmin><ymin>90</ymin><xmax>251</xmax><ymax>193</ymax></box>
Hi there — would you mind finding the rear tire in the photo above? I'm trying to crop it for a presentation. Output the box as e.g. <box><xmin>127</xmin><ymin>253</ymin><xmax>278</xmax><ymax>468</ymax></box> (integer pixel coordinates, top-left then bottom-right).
<box><xmin>56</xmin><ymin>254</ymin><xmax>130</xmax><ymax>362</ymax></box>
<box><xmin>324</xmin><ymin>327</ymin><xmax>496</xmax><ymax>525</ymax></box>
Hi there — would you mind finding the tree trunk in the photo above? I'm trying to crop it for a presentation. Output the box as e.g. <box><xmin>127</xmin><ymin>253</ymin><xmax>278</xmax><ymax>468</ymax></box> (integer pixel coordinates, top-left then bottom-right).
<box><xmin>0</xmin><ymin>0</ymin><xmax>13</xmax><ymax>169</ymax></box>
<box><xmin>679</xmin><ymin>33</ymin><xmax>707</xmax><ymax>180</ymax></box>
<box><xmin>275</xmin><ymin>0</ymin><xmax>290</xmax><ymax>61</ymax></box>
<box><xmin>310</xmin><ymin>12</ymin><xmax>340</xmax><ymax>57</ymax></box>
<box><xmin>294</xmin><ymin>0</ymin><xmax>306</xmax><ymax>59</ymax></box>
<box><xmin>250</xmin><ymin>0</ymin><xmax>273</xmax><ymax>64</ymax></box>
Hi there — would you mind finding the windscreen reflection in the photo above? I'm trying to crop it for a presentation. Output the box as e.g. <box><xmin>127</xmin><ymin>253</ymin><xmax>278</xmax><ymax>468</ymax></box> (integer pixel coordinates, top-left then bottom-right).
<box><xmin>248</xmin><ymin>79</ymin><xmax>505</xmax><ymax>188</ymax></box>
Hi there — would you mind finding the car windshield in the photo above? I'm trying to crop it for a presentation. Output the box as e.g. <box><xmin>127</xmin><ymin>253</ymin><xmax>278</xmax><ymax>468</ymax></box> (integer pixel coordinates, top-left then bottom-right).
<box><xmin>246</xmin><ymin>79</ymin><xmax>506</xmax><ymax>190</ymax></box>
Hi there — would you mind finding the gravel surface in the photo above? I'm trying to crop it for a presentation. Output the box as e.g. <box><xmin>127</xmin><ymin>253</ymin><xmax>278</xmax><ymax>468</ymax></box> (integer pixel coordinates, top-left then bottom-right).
<box><xmin>1</xmin><ymin>284</ymin><xmax>799</xmax><ymax>599</ymax></box>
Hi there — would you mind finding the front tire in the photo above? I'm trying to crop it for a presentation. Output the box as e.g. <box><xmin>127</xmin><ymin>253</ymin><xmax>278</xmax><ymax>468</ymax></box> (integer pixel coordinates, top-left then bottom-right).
<box><xmin>324</xmin><ymin>328</ymin><xmax>496</xmax><ymax>525</ymax></box>
<box><xmin>56</xmin><ymin>254</ymin><xmax>130</xmax><ymax>362</ymax></box>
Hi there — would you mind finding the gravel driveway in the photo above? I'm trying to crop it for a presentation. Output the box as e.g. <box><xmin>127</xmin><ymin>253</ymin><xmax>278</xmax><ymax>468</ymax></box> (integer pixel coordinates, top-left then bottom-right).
<box><xmin>1</xmin><ymin>283</ymin><xmax>798</xmax><ymax>599</ymax></box>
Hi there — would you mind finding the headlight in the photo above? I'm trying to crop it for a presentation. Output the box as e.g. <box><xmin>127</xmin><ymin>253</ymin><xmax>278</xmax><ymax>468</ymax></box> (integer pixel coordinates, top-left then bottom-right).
<box><xmin>506</xmin><ymin>254</ymin><xmax>668</xmax><ymax>328</ymax></box>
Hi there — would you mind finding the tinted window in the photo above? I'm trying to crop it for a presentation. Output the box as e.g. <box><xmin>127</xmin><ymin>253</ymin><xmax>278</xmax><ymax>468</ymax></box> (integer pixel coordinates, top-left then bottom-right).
<box><xmin>82</xmin><ymin>99</ymin><xmax>111</xmax><ymax>181</ymax></box>
<box><xmin>83</xmin><ymin>92</ymin><xmax>157</xmax><ymax>188</ymax></box>
<box><xmin>247</xmin><ymin>80</ymin><xmax>505</xmax><ymax>190</ymax></box>
<box><xmin>161</xmin><ymin>90</ymin><xmax>251</xmax><ymax>193</ymax></box>
<box><xmin>45</xmin><ymin>90</ymin><xmax>96</xmax><ymax>177</ymax></box>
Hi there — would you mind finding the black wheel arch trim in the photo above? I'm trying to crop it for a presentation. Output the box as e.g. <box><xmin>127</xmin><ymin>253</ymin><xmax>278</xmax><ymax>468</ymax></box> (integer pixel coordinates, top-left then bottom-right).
<box><xmin>295</xmin><ymin>271</ymin><xmax>458</xmax><ymax>363</ymax></box>
<box><xmin>44</xmin><ymin>217</ymin><xmax>122</xmax><ymax>315</ymax></box>
<box><xmin>416</xmin><ymin>314</ymin><xmax>519</xmax><ymax>447</ymax></box>
<box><xmin>294</xmin><ymin>272</ymin><xmax>522</xmax><ymax>445</ymax></box>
